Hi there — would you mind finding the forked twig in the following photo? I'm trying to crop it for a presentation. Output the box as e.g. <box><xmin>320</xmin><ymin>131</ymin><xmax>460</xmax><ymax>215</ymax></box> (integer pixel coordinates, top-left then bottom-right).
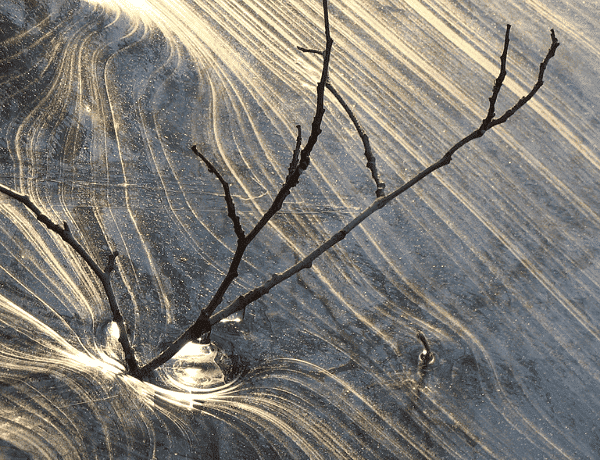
<box><xmin>0</xmin><ymin>184</ymin><xmax>139</xmax><ymax>374</ymax></box>
<box><xmin>489</xmin><ymin>29</ymin><xmax>559</xmax><ymax>127</ymax></box>
<box><xmin>297</xmin><ymin>47</ymin><xmax>323</xmax><ymax>55</ymax></box>
<box><xmin>191</xmin><ymin>145</ymin><xmax>245</xmax><ymax>240</ymax></box>
<box><xmin>0</xmin><ymin>1</ymin><xmax>559</xmax><ymax>381</ymax></box>
<box><xmin>135</xmin><ymin>0</ymin><xmax>336</xmax><ymax>378</ymax></box>
<box><xmin>137</xmin><ymin>20</ymin><xmax>558</xmax><ymax>379</ymax></box>
<box><xmin>325</xmin><ymin>81</ymin><xmax>385</xmax><ymax>197</ymax></box>
<box><xmin>206</xmin><ymin>25</ymin><xmax>560</xmax><ymax>335</ymax></box>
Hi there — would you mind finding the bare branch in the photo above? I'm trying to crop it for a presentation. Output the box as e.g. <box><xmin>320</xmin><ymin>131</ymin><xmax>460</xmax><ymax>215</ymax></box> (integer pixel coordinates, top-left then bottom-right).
<box><xmin>490</xmin><ymin>29</ymin><xmax>559</xmax><ymax>128</ymax></box>
<box><xmin>0</xmin><ymin>184</ymin><xmax>139</xmax><ymax>374</ymax></box>
<box><xmin>191</xmin><ymin>144</ymin><xmax>245</xmax><ymax>240</ymax></box>
<box><xmin>481</xmin><ymin>25</ymin><xmax>511</xmax><ymax>128</ymax></box>
<box><xmin>297</xmin><ymin>47</ymin><xmax>323</xmax><ymax>55</ymax></box>
<box><xmin>207</xmin><ymin>25</ymin><xmax>560</xmax><ymax>330</ymax></box>
<box><xmin>417</xmin><ymin>331</ymin><xmax>434</xmax><ymax>364</ymax></box>
<box><xmin>326</xmin><ymin>81</ymin><xmax>386</xmax><ymax>197</ymax></box>
<box><xmin>135</xmin><ymin>0</ymin><xmax>336</xmax><ymax>379</ymax></box>
<box><xmin>137</xmin><ymin>22</ymin><xmax>558</xmax><ymax>379</ymax></box>
<box><xmin>287</xmin><ymin>125</ymin><xmax>302</xmax><ymax>180</ymax></box>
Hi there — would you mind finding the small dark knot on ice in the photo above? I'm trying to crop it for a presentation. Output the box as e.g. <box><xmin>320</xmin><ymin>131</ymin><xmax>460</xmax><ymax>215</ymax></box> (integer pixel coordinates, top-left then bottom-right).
<box><xmin>417</xmin><ymin>331</ymin><xmax>434</xmax><ymax>365</ymax></box>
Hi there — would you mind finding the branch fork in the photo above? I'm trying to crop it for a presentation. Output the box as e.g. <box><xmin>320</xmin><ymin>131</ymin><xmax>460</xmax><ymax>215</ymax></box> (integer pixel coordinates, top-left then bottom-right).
<box><xmin>0</xmin><ymin>184</ymin><xmax>139</xmax><ymax>374</ymax></box>
<box><xmin>0</xmin><ymin>0</ymin><xmax>559</xmax><ymax>381</ymax></box>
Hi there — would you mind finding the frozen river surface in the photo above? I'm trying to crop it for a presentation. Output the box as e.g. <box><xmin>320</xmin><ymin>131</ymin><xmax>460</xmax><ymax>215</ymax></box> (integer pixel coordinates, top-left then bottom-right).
<box><xmin>1</xmin><ymin>0</ymin><xmax>599</xmax><ymax>458</ymax></box>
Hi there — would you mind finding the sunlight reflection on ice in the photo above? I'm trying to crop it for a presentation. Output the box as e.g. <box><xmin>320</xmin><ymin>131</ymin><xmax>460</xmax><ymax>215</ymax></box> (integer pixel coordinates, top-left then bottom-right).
<box><xmin>1</xmin><ymin>0</ymin><xmax>600</xmax><ymax>458</ymax></box>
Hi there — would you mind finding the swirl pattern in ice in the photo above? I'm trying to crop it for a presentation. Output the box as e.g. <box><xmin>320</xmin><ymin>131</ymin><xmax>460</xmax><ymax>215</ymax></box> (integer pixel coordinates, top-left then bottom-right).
<box><xmin>1</xmin><ymin>0</ymin><xmax>599</xmax><ymax>458</ymax></box>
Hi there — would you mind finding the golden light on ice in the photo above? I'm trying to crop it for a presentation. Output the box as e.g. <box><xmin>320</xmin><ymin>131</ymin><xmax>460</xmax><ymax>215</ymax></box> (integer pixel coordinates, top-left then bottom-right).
<box><xmin>1</xmin><ymin>0</ymin><xmax>599</xmax><ymax>457</ymax></box>
<box><xmin>85</xmin><ymin>0</ymin><xmax>153</xmax><ymax>13</ymax></box>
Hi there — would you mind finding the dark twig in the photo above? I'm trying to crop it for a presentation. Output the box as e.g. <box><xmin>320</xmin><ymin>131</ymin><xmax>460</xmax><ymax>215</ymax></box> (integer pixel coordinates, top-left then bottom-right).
<box><xmin>489</xmin><ymin>29</ymin><xmax>559</xmax><ymax>128</ymax></box>
<box><xmin>287</xmin><ymin>125</ymin><xmax>302</xmax><ymax>180</ymax></box>
<box><xmin>105</xmin><ymin>251</ymin><xmax>119</xmax><ymax>274</ymax></box>
<box><xmin>322</xmin><ymin>0</ymin><xmax>331</xmax><ymax>42</ymax></box>
<box><xmin>135</xmin><ymin>0</ymin><xmax>336</xmax><ymax>379</ymax></box>
<box><xmin>191</xmin><ymin>145</ymin><xmax>245</xmax><ymax>240</ymax></box>
<box><xmin>481</xmin><ymin>25</ymin><xmax>511</xmax><ymax>128</ymax></box>
<box><xmin>326</xmin><ymin>81</ymin><xmax>386</xmax><ymax>197</ymax></box>
<box><xmin>0</xmin><ymin>184</ymin><xmax>139</xmax><ymax>374</ymax></box>
<box><xmin>135</xmin><ymin>21</ymin><xmax>558</xmax><ymax>379</ymax></box>
<box><xmin>297</xmin><ymin>47</ymin><xmax>323</xmax><ymax>55</ymax></box>
<box><xmin>299</xmin><ymin>41</ymin><xmax>386</xmax><ymax>197</ymax></box>
<box><xmin>410</xmin><ymin>331</ymin><xmax>433</xmax><ymax>410</ymax></box>
<box><xmin>205</xmin><ymin>25</ymin><xmax>559</xmax><ymax>334</ymax></box>
<box><xmin>417</xmin><ymin>331</ymin><xmax>434</xmax><ymax>365</ymax></box>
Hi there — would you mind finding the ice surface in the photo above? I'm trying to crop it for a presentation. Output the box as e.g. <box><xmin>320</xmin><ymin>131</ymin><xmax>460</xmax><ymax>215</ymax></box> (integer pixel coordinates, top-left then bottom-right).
<box><xmin>1</xmin><ymin>0</ymin><xmax>599</xmax><ymax>458</ymax></box>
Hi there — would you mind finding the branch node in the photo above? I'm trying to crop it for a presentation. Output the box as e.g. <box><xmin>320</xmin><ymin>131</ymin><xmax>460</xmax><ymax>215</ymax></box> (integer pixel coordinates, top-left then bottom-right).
<box><xmin>190</xmin><ymin>312</ymin><xmax>211</xmax><ymax>341</ymax></box>
<box><xmin>105</xmin><ymin>251</ymin><xmax>119</xmax><ymax>274</ymax></box>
